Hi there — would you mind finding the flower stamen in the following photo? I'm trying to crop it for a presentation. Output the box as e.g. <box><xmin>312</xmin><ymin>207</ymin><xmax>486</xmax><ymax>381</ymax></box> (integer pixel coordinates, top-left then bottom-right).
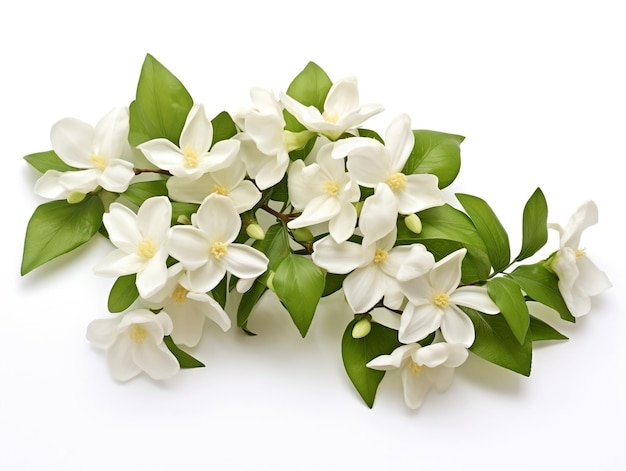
<box><xmin>386</xmin><ymin>172</ymin><xmax>407</xmax><ymax>191</ymax></box>
<box><xmin>324</xmin><ymin>180</ymin><xmax>340</xmax><ymax>196</ymax></box>
<box><xmin>433</xmin><ymin>292</ymin><xmax>450</xmax><ymax>309</ymax></box>
<box><xmin>137</xmin><ymin>238</ymin><xmax>156</xmax><ymax>259</ymax></box>
<box><xmin>183</xmin><ymin>146</ymin><xmax>199</xmax><ymax>168</ymax></box>
<box><xmin>210</xmin><ymin>241</ymin><xmax>228</xmax><ymax>260</ymax></box>
<box><xmin>129</xmin><ymin>324</ymin><xmax>147</xmax><ymax>344</ymax></box>
<box><xmin>170</xmin><ymin>284</ymin><xmax>189</xmax><ymax>304</ymax></box>
<box><xmin>373</xmin><ymin>248</ymin><xmax>388</xmax><ymax>264</ymax></box>
<box><xmin>90</xmin><ymin>154</ymin><xmax>107</xmax><ymax>170</ymax></box>
<box><xmin>213</xmin><ymin>184</ymin><xmax>229</xmax><ymax>196</ymax></box>
<box><xmin>408</xmin><ymin>359</ymin><xmax>423</xmax><ymax>376</ymax></box>
<box><xmin>575</xmin><ymin>248</ymin><xmax>586</xmax><ymax>258</ymax></box>
<box><xmin>323</xmin><ymin>111</ymin><xmax>339</xmax><ymax>124</ymax></box>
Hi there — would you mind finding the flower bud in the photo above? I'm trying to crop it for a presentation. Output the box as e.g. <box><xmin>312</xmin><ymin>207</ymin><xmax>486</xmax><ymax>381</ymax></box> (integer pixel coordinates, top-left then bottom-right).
<box><xmin>246</xmin><ymin>223</ymin><xmax>265</xmax><ymax>241</ymax></box>
<box><xmin>353</xmin><ymin>201</ymin><xmax>364</xmax><ymax>217</ymax></box>
<box><xmin>291</xmin><ymin>227</ymin><xmax>314</xmax><ymax>243</ymax></box>
<box><xmin>352</xmin><ymin>317</ymin><xmax>372</xmax><ymax>339</ymax></box>
<box><xmin>266</xmin><ymin>270</ymin><xmax>276</xmax><ymax>292</ymax></box>
<box><xmin>176</xmin><ymin>214</ymin><xmax>191</xmax><ymax>225</ymax></box>
<box><xmin>284</xmin><ymin>130</ymin><xmax>315</xmax><ymax>152</ymax></box>
<box><xmin>404</xmin><ymin>213</ymin><xmax>422</xmax><ymax>234</ymax></box>
<box><xmin>66</xmin><ymin>191</ymin><xmax>86</xmax><ymax>204</ymax></box>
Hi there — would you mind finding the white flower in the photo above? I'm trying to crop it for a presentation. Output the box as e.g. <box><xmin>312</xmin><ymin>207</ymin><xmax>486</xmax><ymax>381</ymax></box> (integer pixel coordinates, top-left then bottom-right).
<box><xmin>312</xmin><ymin>228</ymin><xmax>435</xmax><ymax>313</ymax></box>
<box><xmin>94</xmin><ymin>196</ymin><xmax>171</xmax><ymax>299</ymax></box>
<box><xmin>166</xmin><ymin>156</ymin><xmax>261</xmax><ymax>213</ymax></box>
<box><xmin>398</xmin><ymin>248</ymin><xmax>499</xmax><ymax>347</ymax></box>
<box><xmin>549</xmin><ymin>200</ymin><xmax>611</xmax><ymax>317</ymax></box>
<box><xmin>339</xmin><ymin>114</ymin><xmax>444</xmax><ymax>246</ymax></box>
<box><xmin>142</xmin><ymin>263</ymin><xmax>230</xmax><ymax>348</ymax></box>
<box><xmin>280</xmin><ymin>77</ymin><xmax>383</xmax><ymax>140</ymax></box>
<box><xmin>86</xmin><ymin>309</ymin><xmax>179</xmax><ymax>381</ymax></box>
<box><xmin>287</xmin><ymin>142</ymin><xmax>360</xmax><ymax>242</ymax></box>
<box><xmin>34</xmin><ymin>107</ymin><xmax>135</xmax><ymax>199</ymax></box>
<box><xmin>137</xmin><ymin>104</ymin><xmax>239</xmax><ymax>180</ymax></box>
<box><xmin>167</xmin><ymin>194</ymin><xmax>269</xmax><ymax>293</ymax></box>
<box><xmin>367</xmin><ymin>342</ymin><xmax>468</xmax><ymax>409</ymax></box>
<box><xmin>236</xmin><ymin>88</ymin><xmax>291</xmax><ymax>190</ymax></box>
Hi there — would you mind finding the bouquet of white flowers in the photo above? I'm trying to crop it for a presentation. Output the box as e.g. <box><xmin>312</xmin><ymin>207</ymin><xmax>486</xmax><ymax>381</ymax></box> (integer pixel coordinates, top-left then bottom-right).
<box><xmin>21</xmin><ymin>54</ymin><xmax>611</xmax><ymax>409</ymax></box>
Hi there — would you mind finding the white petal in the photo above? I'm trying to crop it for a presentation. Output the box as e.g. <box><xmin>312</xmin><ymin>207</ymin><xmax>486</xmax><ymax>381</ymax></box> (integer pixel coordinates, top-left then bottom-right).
<box><xmin>558</xmin><ymin>200</ymin><xmax>598</xmax><ymax>249</ymax></box>
<box><xmin>93</xmin><ymin>107</ymin><xmax>129</xmax><ymax>159</ymax></box>
<box><xmin>346</xmin><ymin>142</ymin><xmax>390</xmax><ymax>187</ymax></box>
<box><xmin>137</xmin><ymin>138</ymin><xmax>184</xmax><ymax>173</ymax></box>
<box><xmin>166</xmin><ymin>304</ymin><xmax>206</xmax><ymax>348</ymax></box>
<box><xmin>385</xmin><ymin>114</ymin><xmax>414</xmax><ymax>171</ymax></box>
<box><xmin>167</xmin><ymin>174</ymin><xmax>212</xmax><ymax>203</ymax></box>
<box><xmin>429</xmin><ymin>248</ymin><xmax>466</xmax><ymax>293</ymax></box>
<box><xmin>228</xmin><ymin>181</ymin><xmax>262</xmax><ymax>213</ymax></box>
<box><xmin>401</xmin><ymin>365</ymin><xmax>432</xmax><ymax>409</ymax></box>
<box><xmin>343</xmin><ymin>265</ymin><xmax>386</xmax><ymax>313</ymax></box>
<box><xmin>198</xmin><ymin>139</ymin><xmax>240</xmax><ymax>174</ymax></box>
<box><xmin>398</xmin><ymin>302</ymin><xmax>442</xmax><ymax>344</ymax></box>
<box><xmin>396</xmin><ymin>174</ymin><xmax>444</xmax><ymax>214</ymax></box>
<box><xmin>106</xmin><ymin>337</ymin><xmax>141</xmax><ymax>381</ymax></box>
<box><xmin>324</xmin><ymin>77</ymin><xmax>359</xmax><ymax>117</ymax></box>
<box><xmin>359</xmin><ymin>184</ymin><xmax>398</xmax><ymax>247</ymax></box>
<box><xmin>398</xmin><ymin>274</ymin><xmax>433</xmax><ymax>306</ymax></box>
<box><xmin>86</xmin><ymin>317</ymin><xmax>120</xmax><ymax>349</ymax></box>
<box><xmin>194</xmin><ymin>195</ymin><xmax>241</xmax><ymax>243</ymax></box>
<box><xmin>328</xmin><ymin>201</ymin><xmax>357</xmax><ymax>243</ymax></box>
<box><xmin>192</xmin><ymin>293</ymin><xmax>232</xmax><ymax>331</ymax></box>
<box><xmin>366</xmin><ymin>344</ymin><xmax>415</xmax><ymax>370</ymax></box>
<box><xmin>103</xmin><ymin>203</ymin><xmax>142</xmax><ymax>252</ymax></box>
<box><xmin>245</xmin><ymin>112</ymin><xmax>285</xmax><ymax>156</ymax></box>
<box><xmin>576</xmin><ymin>255</ymin><xmax>612</xmax><ymax>296</ymax></box>
<box><xmin>98</xmin><ymin>159</ymin><xmax>135</xmax><ymax>193</ymax></box>
<box><xmin>136</xmin><ymin>196</ymin><xmax>172</xmax><ymax>244</ymax></box>
<box><xmin>132</xmin><ymin>340</ymin><xmax>180</xmax><ymax>380</ymax></box>
<box><xmin>440</xmin><ymin>305</ymin><xmax>475</xmax><ymax>347</ymax></box>
<box><xmin>450</xmin><ymin>285</ymin><xmax>500</xmax><ymax>314</ymax></box>
<box><xmin>415</xmin><ymin>342</ymin><xmax>468</xmax><ymax>368</ymax></box>
<box><xmin>57</xmin><ymin>168</ymin><xmax>100</xmax><ymax>194</ymax></box>
<box><xmin>287</xmin><ymin>195</ymin><xmax>341</xmax><ymax>229</ymax></box>
<box><xmin>50</xmin><ymin>117</ymin><xmax>94</xmax><ymax>167</ymax></box>
<box><xmin>186</xmin><ymin>259</ymin><xmax>226</xmax><ymax>293</ymax></box>
<box><xmin>179</xmin><ymin>104</ymin><xmax>213</xmax><ymax>154</ymax></box>
<box><xmin>386</xmin><ymin>244</ymin><xmax>435</xmax><ymax>281</ymax></box>
<box><xmin>311</xmin><ymin>236</ymin><xmax>365</xmax><ymax>274</ymax></box>
<box><xmin>221</xmin><ymin>244</ymin><xmax>269</xmax><ymax>279</ymax></box>
<box><xmin>34</xmin><ymin>170</ymin><xmax>70</xmax><ymax>199</ymax></box>
<box><xmin>331</xmin><ymin>136</ymin><xmax>379</xmax><ymax>160</ymax></box>
<box><xmin>136</xmin><ymin>252</ymin><xmax>168</xmax><ymax>299</ymax></box>
<box><xmin>167</xmin><ymin>226</ymin><xmax>210</xmax><ymax>270</ymax></box>
<box><xmin>93</xmin><ymin>250</ymin><xmax>145</xmax><ymax>277</ymax></box>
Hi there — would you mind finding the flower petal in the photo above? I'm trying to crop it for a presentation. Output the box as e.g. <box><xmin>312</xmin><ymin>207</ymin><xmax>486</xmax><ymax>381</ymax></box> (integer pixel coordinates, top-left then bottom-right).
<box><xmin>136</xmin><ymin>251</ymin><xmax>168</xmax><ymax>299</ymax></box>
<box><xmin>136</xmin><ymin>196</ymin><xmax>172</xmax><ymax>244</ymax></box>
<box><xmin>179</xmin><ymin>104</ymin><xmax>213</xmax><ymax>154</ymax></box>
<box><xmin>86</xmin><ymin>317</ymin><xmax>120</xmax><ymax>349</ymax></box>
<box><xmin>385</xmin><ymin>244</ymin><xmax>434</xmax><ymax>281</ymax></box>
<box><xmin>450</xmin><ymin>285</ymin><xmax>500</xmax><ymax>314</ymax></box>
<box><xmin>288</xmin><ymin>195</ymin><xmax>341</xmax><ymax>229</ymax></box>
<box><xmin>106</xmin><ymin>337</ymin><xmax>141</xmax><ymax>381</ymax></box>
<box><xmin>137</xmin><ymin>138</ymin><xmax>184</xmax><ymax>173</ymax></box>
<box><xmin>103</xmin><ymin>203</ymin><xmax>142</xmax><ymax>251</ymax></box>
<box><xmin>93</xmin><ymin>107</ymin><xmax>129</xmax><ymax>159</ymax></box>
<box><xmin>132</xmin><ymin>340</ymin><xmax>180</xmax><ymax>380</ymax></box>
<box><xmin>440</xmin><ymin>305</ymin><xmax>475</xmax><ymax>347</ymax></box>
<box><xmin>186</xmin><ymin>259</ymin><xmax>226</xmax><ymax>293</ymax></box>
<box><xmin>366</xmin><ymin>344</ymin><xmax>415</xmax><ymax>370</ymax></box>
<box><xmin>385</xmin><ymin>114</ymin><xmax>414</xmax><ymax>171</ymax></box>
<box><xmin>221</xmin><ymin>244</ymin><xmax>269</xmax><ymax>279</ymax></box>
<box><xmin>50</xmin><ymin>117</ymin><xmax>94</xmax><ymax>167</ymax></box>
<box><xmin>311</xmin><ymin>236</ymin><xmax>365</xmax><ymax>274</ymax></box>
<box><xmin>198</xmin><ymin>139</ymin><xmax>240</xmax><ymax>174</ymax></box>
<box><xmin>399</xmin><ymin>302</ymin><xmax>442</xmax><ymax>344</ymax></box>
<box><xmin>328</xmin><ymin>201</ymin><xmax>357</xmax><ymax>243</ymax></box>
<box><xmin>576</xmin><ymin>255</ymin><xmax>612</xmax><ymax>296</ymax></box>
<box><xmin>93</xmin><ymin>249</ymin><xmax>145</xmax><ymax>277</ymax></box>
<box><xmin>98</xmin><ymin>159</ymin><xmax>135</xmax><ymax>193</ymax></box>
<box><xmin>396</xmin><ymin>174</ymin><xmax>444</xmax><ymax>214</ymax></box>
<box><xmin>193</xmin><ymin>195</ymin><xmax>241</xmax><ymax>244</ymax></box>
<box><xmin>429</xmin><ymin>248</ymin><xmax>466</xmax><ymax>294</ymax></box>
<box><xmin>343</xmin><ymin>265</ymin><xmax>386</xmax><ymax>313</ymax></box>
<box><xmin>359</xmin><ymin>184</ymin><xmax>398</xmax><ymax>247</ymax></box>
<box><xmin>34</xmin><ymin>170</ymin><xmax>70</xmax><ymax>199</ymax></box>
<box><xmin>346</xmin><ymin>142</ymin><xmax>390</xmax><ymax>187</ymax></box>
<box><xmin>167</xmin><ymin>226</ymin><xmax>210</xmax><ymax>270</ymax></box>
<box><xmin>401</xmin><ymin>364</ymin><xmax>432</xmax><ymax>409</ymax></box>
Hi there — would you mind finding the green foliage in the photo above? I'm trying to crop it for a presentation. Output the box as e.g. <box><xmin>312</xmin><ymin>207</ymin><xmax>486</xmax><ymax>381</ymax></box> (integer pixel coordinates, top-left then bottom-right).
<box><xmin>529</xmin><ymin>315</ymin><xmax>568</xmax><ymax>342</ymax></box>
<box><xmin>464</xmin><ymin>307</ymin><xmax>532</xmax><ymax>376</ymax></box>
<box><xmin>457</xmin><ymin>193</ymin><xmax>511</xmax><ymax>273</ymax></box>
<box><xmin>283</xmin><ymin>61</ymin><xmax>332</xmax><ymax>132</ymax></box>
<box><xmin>108</xmin><ymin>274</ymin><xmax>139</xmax><ymax>313</ymax></box>
<box><xmin>487</xmin><ymin>277</ymin><xmax>529</xmax><ymax>344</ymax></box>
<box><xmin>396</xmin><ymin>204</ymin><xmax>491</xmax><ymax>283</ymax></box>
<box><xmin>341</xmin><ymin>320</ymin><xmax>402</xmax><ymax>408</ymax></box>
<box><xmin>163</xmin><ymin>336</ymin><xmax>205</xmax><ymax>368</ymax></box>
<box><xmin>123</xmin><ymin>180</ymin><xmax>169</xmax><ymax>207</ymax></box>
<box><xmin>21</xmin><ymin>195</ymin><xmax>104</xmax><ymax>275</ymax></box>
<box><xmin>211</xmin><ymin>111</ymin><xmax>238</xmax><ymax>146</ymax></box>
<box><xmin>516</xmin><ymin>188</ymin><xmax>548</xmax><ymax>261</ymax></box>
<box><xmin>273</xmin><ymin>254</ymin><xmax>326</xmax><ymax>337</ymax></box>
<box><xmin>403</xmin><ymin>130</ymin><xmax>464</xmax><ymax>188</ymax></box>
<box><xmin>508</xmin><ymin>263</ymin><xmax>575</xmax><ymax>322</ymax></box>
<box><xmin>129</xmin><ymin>53</ymin><xmax>193</xmax><ymax>146</ymax></box>
<box><xmin>24</xmin><ymin>150</ymin><xmax>76</xmax><ymax>173</ymax></box>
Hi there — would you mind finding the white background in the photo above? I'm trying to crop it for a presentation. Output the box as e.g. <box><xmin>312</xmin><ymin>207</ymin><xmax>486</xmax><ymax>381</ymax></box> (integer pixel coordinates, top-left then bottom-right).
<box><xmin>2</xmin><ymin>1</ymin><xmax>624</xmax><ymax>470</ymax></box>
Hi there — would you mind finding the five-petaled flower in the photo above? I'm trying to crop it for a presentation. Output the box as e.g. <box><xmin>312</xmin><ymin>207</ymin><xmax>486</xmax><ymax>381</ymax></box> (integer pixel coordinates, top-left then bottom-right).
<box><xmin>34</xmin><ymin>107</ymin><xmax>135</xmax><ymax>200</ymax></box>
<box><xmin>367</xmin><ymin>342</ymin><xmax>468</xmax><ymax>410</ymax></box>
<box><xmin>548</xmin><ymin>200</ymin><xmax>611</xmax><ymax>317</ymax></box>
<box><xmin>86</xmin><ymin>309</ymin><xmax>180</xmax><ymax>381</ymax></box>
<box><xmin>398</xmin><ymin>248</ymin><xmax>499</xmax><ymax>347</ymax></box>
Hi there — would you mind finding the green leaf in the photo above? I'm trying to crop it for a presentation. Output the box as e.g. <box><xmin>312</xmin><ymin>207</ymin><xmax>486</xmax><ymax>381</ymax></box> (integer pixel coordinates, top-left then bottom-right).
<box><xmin>108</xmin><ymin>274</ymin><xmax>139</xmax><ymax>313</ymax></box>
<box><xmin>341</xmin><ymin>320</ymin><xmax>401</xmax><ymax>408</ymax></box>
<box><xmin>21</xmin><ymin>196</ymin><xmax>104</xmax><ymax>275</ymax></box>
<box><xmin>508</xmin><ymin>263</ymin><xmax>575</xmax><ymax>322</ymax></box>
<box><xmin>357</xmin><ymin>128</ymin><xmax>383</xmax><ymax>143</ymax></box>
<box><xmin>252</xmin><ymin>223</ymin><xmax>291</xmax><ymax>270</ymax></box>
<box><xmin>163</xmin><ymin>336</ymin><xmax>204</xmax><ymax>368</ymax></box>
<box><xmin>396</xmin><ymin>204</ymin><xmax>491</xmax><ymax>283</ymax></box>
<box><xmin>283</xmin><ymin>62</ymin><xmax>332</xmax><ymax>132</ymax></box>
<box><xmin>211</xmin><ymin>275</ymin><xmax>228</xmax><ymax>309</ymax></box>
<box><xmin>487</xmin><ymin>277</ymin><xmax>529</xmax><ymax>344</ymax></box>
<box><xmin>211</xmin><ymin>111</ymin><xmax>237</xmax><ymax>146</ymax></box>
<box><xmin>171</xmin><ymin>202</ymin><xmax>199</xmax><ymax>224</ymax></box>
<box><xmin>273</xmin><ymin>254</ymin><xmax>325</xmax><ymax>337</ymax></box>
<box><xmin>122</xmin><ymin>180</ymin><xmax>169</xmax><ymax>207</ymax></box>
<box><xmin>403</xmin><ymin>130</ymin><xmax>464</xmax><ymax>188</ymax></box>
<box><xmin>129</xmin><ymin>54</ymin><xmax>193</xmax><ymax>146</ymax></box>
<box><xmin>529</xmin><ymin>315</ymin><xmax>568</xmax><ymax>342</ymax></box>
<box><xmin>464</xmin><ymin>307</ymin><xmax>532</xmax><ymax>376</ymax></box>
<box><xmin>322</xmin><ymin>272</ymin><xmax>346</xmax><ymax>297</ymax></box>
<box><xmin>516</xmin><ymin>188</ymin><xmax>548</xmax><ymax>261</ymax></box>
<box><xmin>24</xmin><ymin>150</ymin><xmax>76</xmax><ymax>173</ymax></box>
<box><xmin>236</xmin><ymin>279</ymin><xmax>266</xmax><ymax>335</ymax></box>
<box><xmin>457</xmin><ymin>193</ymin><xmax>510</xmax><ymax>273</ymax></box>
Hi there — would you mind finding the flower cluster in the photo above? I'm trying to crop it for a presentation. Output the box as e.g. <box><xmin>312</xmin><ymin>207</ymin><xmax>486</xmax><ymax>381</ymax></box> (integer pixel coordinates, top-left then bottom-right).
<box><xmin>21</xmin><ymin>55</ymin><xmax>611</xmax><ymax>409</ymax></box>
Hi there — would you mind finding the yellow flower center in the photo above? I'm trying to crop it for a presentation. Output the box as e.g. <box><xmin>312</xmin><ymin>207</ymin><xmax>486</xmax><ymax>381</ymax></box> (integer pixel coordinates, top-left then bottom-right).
<box><xmin>129</xmin><ymin>324</ymin><xmax>147</xmax><ymax>344</ymax></box>
<box><xmin>408</xmin><ymin>359</ymin><xmax>423</xmax><ymax>376</ymax></box>
<box><xmin>210</xmin><ymin>241</ymin><xmax>228</xmax><ymax>260</ymax></box>
<box><xmin>323</xmin><ymin>111</ymin><xmax>339</xmax><ymax>124</ymax></box>
<box><xmin>575</xmin><ymin>248</ymin><xmax>586</xmax><ymax>258</ymax></box>
<box><xmin>213</xmin><ymin>184</ymin><xmax>229</xmax><ymax>196</ymax></box>
<box><xmin>373</xmin><ymin>248</ymin><xmax>388</xmax><ymax>264</ymax></box>
<box><xmin>433</xmin><ymin>292</ymin><xmax>450</xmax><ymax>309</ymax></box>
<box><xmin>183</xmin><ymin>146</ymin><xmax>199</xmax><ymax>168</ymax></box>
<box><xmin>90</xmin><ymin>154</ymin><xmax>107</xmax><ymax>170</ymax></box>
<box><xmin>324</xmin><ymin>180</ymin><xmax>340</xmax><ymax>196</ymax></box>
<box><xmin>170</xmin><ymin>284</ymin><xmax>189</xmax><ymax>304</ymax></box>
<box><xmin>386</xmin><ymin>172</ymin><xmax>407</xmax><ymax>191</ymax></box>
<box><xmin>137</xmin><ymin>238</ymin><xmax>156</xmax><ymax>259</ymax></box>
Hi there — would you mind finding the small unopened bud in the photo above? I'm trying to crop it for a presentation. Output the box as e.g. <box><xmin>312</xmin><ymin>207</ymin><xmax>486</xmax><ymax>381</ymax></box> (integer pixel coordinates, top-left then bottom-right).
<box><xmin>352</xmin><ymin>318</ymin><xmax>372</xmax><ymax>339</ymax></box>
<box><xmin>246</xmin><ymin>223</ymin><xmax>265</xmax><ymax>241</ymax></box>
<box><xmin>66</xmin><ymin>192</ymin><xmax>86</xmax><ymax>204</ymax></box>
<box><xmin>284</xmin><ymin>130</ymin><xmax>315</xmax><ymax>152</ymax></box>
<box><xmin>176</xmin><ymin>214</ymin><xmax>191</xmax><ymax>225</ymax></box>
<box><xmin>266</xmin><ymin>270</ymin><xmax>276</xmax><ymax>292</ymax></box>
<box><xmin>404</xmin><ymin>213</ymin><xmax>422</xmax><ymax>234</ymax></box>
<box><xmin>291</xmin><ymin>227</ymin><xmax>314</xmax><ymax>243</ymax></box>
<box><xmin>354</xmin><ymin>201</ymin><xmax>364</xmax><ymax>217</ymax></box>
